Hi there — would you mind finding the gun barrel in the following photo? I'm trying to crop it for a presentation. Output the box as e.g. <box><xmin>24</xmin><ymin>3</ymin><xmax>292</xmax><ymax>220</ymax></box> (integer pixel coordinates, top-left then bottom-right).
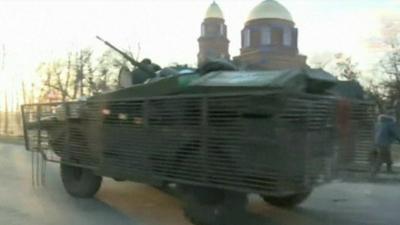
<box><xmin>96</xmin><ymin>36</ymin><xmax>157</xmax><ymax>77</ymax></box>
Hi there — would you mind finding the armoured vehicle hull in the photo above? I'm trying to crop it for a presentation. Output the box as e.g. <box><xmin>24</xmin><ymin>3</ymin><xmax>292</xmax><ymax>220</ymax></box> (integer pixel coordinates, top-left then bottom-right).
<box><xmin>22</xmin><ymin>68</ymin><xmax>374</xmax><ymax>210</ymax></box>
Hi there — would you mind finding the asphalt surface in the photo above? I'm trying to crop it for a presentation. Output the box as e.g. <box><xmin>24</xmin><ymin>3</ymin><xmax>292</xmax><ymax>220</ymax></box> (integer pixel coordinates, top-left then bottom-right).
<box><xmin>0</xmin><ymin>143</ymin><xmax>399</xmax><ymax>225</ymax></box>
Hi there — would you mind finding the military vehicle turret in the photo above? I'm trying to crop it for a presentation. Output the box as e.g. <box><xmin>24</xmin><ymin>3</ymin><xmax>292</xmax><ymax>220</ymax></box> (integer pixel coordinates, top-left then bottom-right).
<box><xmin>21</xmin><ymin>38</ymin><xmax>374</xmax><ymax>219</ymax></box>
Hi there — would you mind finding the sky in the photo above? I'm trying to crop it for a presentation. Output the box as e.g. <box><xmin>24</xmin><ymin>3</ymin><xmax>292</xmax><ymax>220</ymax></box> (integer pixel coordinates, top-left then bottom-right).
<box><xmin>0</xmin><ymin>0</ymin><xmax>399</xmax><ymax>101</ymax></box>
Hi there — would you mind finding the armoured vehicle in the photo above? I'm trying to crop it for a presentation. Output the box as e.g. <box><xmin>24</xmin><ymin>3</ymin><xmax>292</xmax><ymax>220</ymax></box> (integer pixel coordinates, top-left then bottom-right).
<box><xmin>21</xmin><ymin>38</ymin><xmax>374</xmax><ymax>215</ymax></box>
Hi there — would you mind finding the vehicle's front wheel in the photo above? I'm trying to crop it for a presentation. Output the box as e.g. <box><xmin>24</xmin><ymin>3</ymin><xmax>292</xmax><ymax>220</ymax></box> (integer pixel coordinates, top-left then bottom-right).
<box><xmin>262</xmin><ymin>191</ymin><xmax>311</xmax><ymax>208</ymax></box>
<box><xmin>60</xmin><ymin>163</ymin><xmax>102</xmax><ymax>198</ymax></box>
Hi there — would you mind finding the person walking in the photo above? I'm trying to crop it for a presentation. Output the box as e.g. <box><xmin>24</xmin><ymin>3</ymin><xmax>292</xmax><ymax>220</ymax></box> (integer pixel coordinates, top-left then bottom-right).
<box><xmin>374</xmin><ymin>110</ymin><xmax>400</xmax><ymax>173</ymax></box>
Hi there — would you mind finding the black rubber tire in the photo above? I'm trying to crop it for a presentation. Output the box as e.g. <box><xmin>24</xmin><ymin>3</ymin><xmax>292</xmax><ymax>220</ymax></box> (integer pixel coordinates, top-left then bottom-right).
<box><xmin>262</xmin><ymin>191</ymin><xmax>311</xmax><ymax>208</ymax></box>
<box><xmin>60</xmin><ymin>163</ymin><xmax>102</xmax><ymax>198</ymax></box>
<box><xmin>181</xmin><ymin>185</ymin><xmax>226</xmax><ymax>205</ymax></box>
<box><xmin>182</xmin><ymin>190</ymin><xmax>247</xmax><ymax>225</ymax></box>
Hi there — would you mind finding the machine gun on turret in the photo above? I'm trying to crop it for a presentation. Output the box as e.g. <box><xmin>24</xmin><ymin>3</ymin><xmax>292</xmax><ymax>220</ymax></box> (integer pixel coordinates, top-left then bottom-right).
<box><xmin>96</xmin><ymin>36</ymin><xmax>157</xmax><ymax>78</ymax></box>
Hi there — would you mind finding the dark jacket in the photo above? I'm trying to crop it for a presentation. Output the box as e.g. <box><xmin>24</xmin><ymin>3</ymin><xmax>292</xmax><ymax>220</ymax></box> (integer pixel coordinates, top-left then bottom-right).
<box><xmin>374</xmin><ymin>114</ymin><xmax>400</xmax><ymax>147</ymax></box>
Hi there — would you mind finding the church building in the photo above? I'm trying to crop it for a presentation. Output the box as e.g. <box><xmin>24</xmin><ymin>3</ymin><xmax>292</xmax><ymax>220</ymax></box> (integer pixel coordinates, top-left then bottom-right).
<box><xmin>198</xmin><ymin>0</ymin><xmax>307</xmax><ymax>70</ymax></box>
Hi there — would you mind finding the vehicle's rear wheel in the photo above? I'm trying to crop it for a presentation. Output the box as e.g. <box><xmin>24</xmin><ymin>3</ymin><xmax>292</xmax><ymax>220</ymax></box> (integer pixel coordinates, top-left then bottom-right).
<box><xmin>182</xmin><ymin>188</ymin><xmax>247</xmax><ymax>225</ymax></box>
<box><xmin>60</xmin><ymin>163</ymin><xmax>102</xmax><ymax>198</ymax></box>
<box><xmin>181</xmin><ymin>185</ymin><xmax>226</xmax><ymax>205</ymax></box>
<box><xmin>262</xmin><ymin>191</ymin><xmax>311</xmax><ymax>208</ymax></box>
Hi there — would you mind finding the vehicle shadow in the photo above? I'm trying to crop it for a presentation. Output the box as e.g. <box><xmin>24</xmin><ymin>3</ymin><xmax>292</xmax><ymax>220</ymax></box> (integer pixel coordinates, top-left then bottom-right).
<box><xmin>0</xmin><ymin>146</ymin><xmax>137</xmax><ymax>225</ymax></box>
<box><xmin>184</xmin><ymin>203</ymin><xmax>279</xmax><ymax>225</ymax></box>
<box><xmin>291</xmin><ymin>207</ymin><xmax>386</xmax><ymax>225</ymax></box>
<box><xmin>185</xmin><ymin>195</ymin><xmax>385</xmax><ymax>225</ymax></box>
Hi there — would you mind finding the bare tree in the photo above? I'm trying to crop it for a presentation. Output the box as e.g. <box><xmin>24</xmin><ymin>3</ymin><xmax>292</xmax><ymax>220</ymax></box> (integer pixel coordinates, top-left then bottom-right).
<box><xmin>72</xmin><ymin>50</ymin><xmax>84</xmax><ymax>99</ymax></box>
<box><xmin>380</xmin><ymin>39</ymin><xmax>400</xmax><ymax>103</ymax></box>
<box><xmin>40</xmin><ymin>60</ymin><xmax>72</xmax><ymax>102</ymax></box>
<box><xmin>334</xmin><ymin>53</ymin><xmax>360</xmax><ymax>81</ymax></box>
<box><xmin>365</xmin><ymin>78</ymin><xmax>386</xmax><ymax>112</ymax></box>
<box><xmin>89</xmin><ymin>48</ymin><xmax>135</xmax><ymax>95</ymax></box>
<box><xmin>363</xmin><ymin>14</ymin><xmax>400</xmax><ymax>107</ymax></box>
<box><xmin>38</xmin><ymin>50</ymin><xmax>86</xmax><ymax>102</ymax></box>
<box><xmin>308</xmin><ymin>52</ymin><xmax>335</xmax><ymax>70</ymax></box>
<box><xmin>38</xmin><ymin>46</ymin><xmax>139</xmax><ymax>102</ymax></box>
<box><xmin>308</xmin><ymin>52</ymin><xmax>360</xmax><ymax>82</ymax></box>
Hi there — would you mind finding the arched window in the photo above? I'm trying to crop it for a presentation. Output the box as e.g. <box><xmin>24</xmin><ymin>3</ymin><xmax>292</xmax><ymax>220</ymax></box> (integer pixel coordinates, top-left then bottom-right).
<box><xmin>261</xmin><ymin>27</ymin><xmax>271</xmax><ymax>45</ymax></box>
<box><xmin>283</xmin><ymin>27</ymin><xmax>292</xmax><ymax>46</ymax></box>
<box><xmin>243</xmin><ymin>28</ymin><xmax>251</xmax><ymax>47</ymax></box>
<box><xmin>201</xmin><ymin>24</ymin><xmax>205</xmax><ymax>36</ymax></box>
<box><xmin>220</xmin><ymin>24</ymin><xmax>224</xmax><ymax>36</ymax></box>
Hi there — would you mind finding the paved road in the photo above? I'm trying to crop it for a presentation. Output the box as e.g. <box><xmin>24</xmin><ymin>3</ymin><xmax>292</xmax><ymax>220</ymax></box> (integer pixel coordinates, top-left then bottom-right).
<box><xmin>0</xmin><ymin>143</ymin><xmax>399</xmax><ymax>225</ymax></box>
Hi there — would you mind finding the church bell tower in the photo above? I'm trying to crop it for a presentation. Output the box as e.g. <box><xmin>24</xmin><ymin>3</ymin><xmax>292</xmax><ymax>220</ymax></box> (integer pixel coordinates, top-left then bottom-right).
<box><xmin>197</xmin><ymin>1</ymin><xmax>230</xmax><ymax>66</ymax></box>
